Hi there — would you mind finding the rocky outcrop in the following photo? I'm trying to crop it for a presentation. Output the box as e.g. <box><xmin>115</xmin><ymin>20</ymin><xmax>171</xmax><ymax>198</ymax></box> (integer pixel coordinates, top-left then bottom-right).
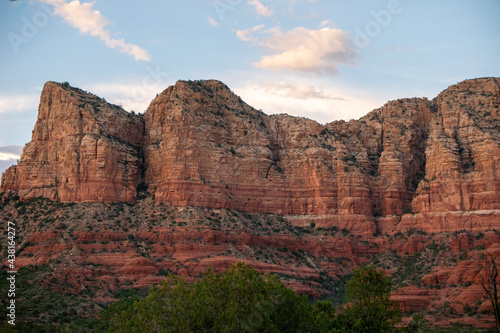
<box><xmin>1</xmin><ymin>82</ymin><xmax>144</xmax><ymax>203</ymax></box>
<box><xmin>144</xmin><ymin>80</ymin><xmax>378</xmax><ymax>230</ymax></box>
<box><xmin>411</xmin><ymin>79</ymin><xmax>500</xmax><ymax>213</ymax></box>
<box><xmin>2</xmin><ymin>78</ymin><xmax>499</xmax><ymax>234</ymax></box>
<box><xmin>143</xmin><ymin>78</ymin><xmax>500</xmax><ymax>234</ymax></box>
<box><xmin>143</xmin><ymin>82</ymin><xmax>431</xmax><ymax>220</ymax></box>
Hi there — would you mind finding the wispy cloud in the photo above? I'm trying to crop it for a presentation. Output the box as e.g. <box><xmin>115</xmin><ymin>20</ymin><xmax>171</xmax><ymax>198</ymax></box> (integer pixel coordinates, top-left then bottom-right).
<box><xmin>236</xmin><ymin>26</ymin><xmax>358</xmax><ymax>75</ymax></box>
<box><xmin>0</xmin><ymin>152</ymin><xmax>21</xmax><ymax>161</ymax></box>
<box><xmin>235</xmin><ymin>80</ymin><xmax>383</xmax><ymax>124</ymax></box>
<box><xmin>87</xmin><ymin>81</ymin><xmax>170</xmax><ymax>113</ymax></box>
<box><xmin>248</xmin><ymin>0</ymin><xmax>273</xmax><ymax>17</ymax></box>
<box><xmin>0</xmin><ymin>145</ymin><xmax>22</xmax><ymax>161</ymax></box>
<box><xmin>207</xmin><ymin>16</ymin><xmax>219</xmax><ymax>27</ymax></box>
<box><xmin>40</xmin><ymin>0</ymin><xmax>151</xmax><ymax>61</ymax></box>
<box><xmin>320</xmin><ymin>20</ymin><xmax>330</xmax><ymax>27</ymax></box>
<box><xmin>236</xmin><ymin>24</ymin><xmax>265</xmax><ymax>42</ymax></box>
<box><xmin>0</xmin><ymin>94</ymin><xmax>39</xmax><ymax>114</ymax></box>
<box><xmin>260</xmin><ymin>82</ymin><xmax>345</xmax><ymax>100</ymax></box>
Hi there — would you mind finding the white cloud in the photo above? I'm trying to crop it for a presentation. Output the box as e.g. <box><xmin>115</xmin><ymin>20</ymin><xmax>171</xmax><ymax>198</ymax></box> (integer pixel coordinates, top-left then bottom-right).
<box><xmin>248</xmin><ymin>0</ymin><xmax>273</xmax><ymax>17</ymax></box>
<box><xmin>258</xmin><ymin>27</ymin><xmax>356</xmax><ymax>74</ymax></box>
<box><xmin>0</xmin><ymin>152</ymin><xmax>21</xmax><ymax>161</ymax></box>
<box><xmin>234</xmin><ymin>81</ymin><xmax>384</xmax><ymax>124</ymax></box>
<box><xmin>236</xmin><ymin>24</ymin><xmax>265</xmax><ymax>42</ymax></box>
<box><xmin>0</xmin><ymin>145</ymin><xmax>22</xmax><ymax>161</ymax></box>
<box><xmin>207</xmin><ymin>16</ymin><xmax>219</xmax><ymax>27</ymax></box>
<box><xmin>87</xmin><ymin>81</ymin><xmax>171</xmax><ymax>113</ymax></box>
<box><xmin>40</xmin><ymin>0</ymin><xmax>151</xmax><ymax>61</ymax></box>
<box><xmin>236</xmin><ymin>26</ymin><xmax>358</xmax><ymax>75</ymax></box>
<box><xmin>260</xmin><ymin>82</ymin><xmax>344</xmax><ymax>100</ymax></box>
<box><xmin>0</xmin><ymin>94</ymin><xmax>39</xmax><ymax>114</ymax></box>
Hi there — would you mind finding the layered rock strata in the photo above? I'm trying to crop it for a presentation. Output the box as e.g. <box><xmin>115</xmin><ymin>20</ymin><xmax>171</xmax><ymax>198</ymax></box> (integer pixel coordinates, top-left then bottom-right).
<box><xmin>1</xmin><ymin>82</ymin><xmax>144</xmax><ymax>203</ymax></box>
<box><xmin>2</xmin><ymin>78</ymin><xmax>499</xmax><ymax>233</ymax></box>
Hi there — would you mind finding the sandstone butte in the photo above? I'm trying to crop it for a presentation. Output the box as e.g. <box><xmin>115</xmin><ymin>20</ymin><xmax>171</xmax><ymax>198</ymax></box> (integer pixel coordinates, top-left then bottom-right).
<box><xmin>2</xmin><ymin>78</ymin><xmax>499</xmax><ymax>235</ymax></box>
<box><xmin>1</xmin><ymin>78</ymin><xmax>499</xmax><ymax>328</ymax></box>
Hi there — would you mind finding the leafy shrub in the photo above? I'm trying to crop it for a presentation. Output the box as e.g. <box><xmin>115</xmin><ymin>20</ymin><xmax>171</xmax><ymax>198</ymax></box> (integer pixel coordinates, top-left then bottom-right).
<box><xmin>339</xmin><ymin>266</ymin><xmax>400</xmax><ymax>333</ymax></box>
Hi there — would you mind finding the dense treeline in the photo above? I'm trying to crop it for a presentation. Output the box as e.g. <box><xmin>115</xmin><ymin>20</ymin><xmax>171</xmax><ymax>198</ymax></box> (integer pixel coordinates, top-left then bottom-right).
<box><xmin>0</xmin><ymin>262</ymin><xmax>488</xmax><ymax>332</ymax></box>
<box><xmin>94</xmin><ymin>263</ymin><xmax>400</xmax><ymax>332</ymax></box>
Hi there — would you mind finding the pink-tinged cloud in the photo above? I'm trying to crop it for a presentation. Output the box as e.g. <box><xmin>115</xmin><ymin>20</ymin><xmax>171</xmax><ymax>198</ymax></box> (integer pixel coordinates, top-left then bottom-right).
<box><xmin>41</xmin><ymin>0</ymin><xmax>151</xmax><ymax>61</ymax></box>
<box><xmin>237</xmin><ymin>26</ymin><xmax>358</xmax><ymax>75</ymax></box>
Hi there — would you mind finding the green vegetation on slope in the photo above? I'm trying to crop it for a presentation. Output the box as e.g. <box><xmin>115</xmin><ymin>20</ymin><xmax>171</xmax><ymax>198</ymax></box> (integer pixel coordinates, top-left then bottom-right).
<box><xmin>0</xmin><ymin>194</ymin><xmax>496</xmax><ymax>331</ymax></box>
<box><xmin>95</xmin><ymin>263</ymin><xmax>398</xmax><ymax>333</ymax></box>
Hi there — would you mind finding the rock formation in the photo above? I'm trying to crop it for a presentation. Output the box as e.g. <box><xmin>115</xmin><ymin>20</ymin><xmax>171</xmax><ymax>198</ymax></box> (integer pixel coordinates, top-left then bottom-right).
<box><xmin>1</xmin><ymin>82</ymin><xmax>144</xmax><ymax>203</ymax></box>
<box><xmin>2</xmin><ymin>78</ymin><xmax>499</xmax><ymax>234</ymax></box>
<box><xmin>1</xmin><ymin>77</ymin><xmax>499</xmax><ymax>329</ymax></box>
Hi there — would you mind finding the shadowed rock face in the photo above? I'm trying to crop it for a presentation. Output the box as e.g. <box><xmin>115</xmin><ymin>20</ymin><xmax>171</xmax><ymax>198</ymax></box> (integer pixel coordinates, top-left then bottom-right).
<box><xmin>2</xmin><ymin>78</ymin><xmax>499</xmax><ymax>234</ymax></box>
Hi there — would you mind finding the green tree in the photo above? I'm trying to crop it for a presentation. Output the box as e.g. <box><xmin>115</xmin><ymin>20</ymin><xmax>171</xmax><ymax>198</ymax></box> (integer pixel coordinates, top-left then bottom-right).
<box><xmin>311</xmin><ymin>300</ymin><xmax>347</xmax><ymax>333</ymax></box>
<box><xmin>339</xmin><ymin>265</ymin><xmax>400</xmax><ymax>333</ymax></box>
<box><xmin>97</xmin><ymin>262</ymin><xmax>317</xmax><ymax>332</ymax></box>
<box><xmin>403</xmin><ymin>313</ymin><xmax>431</xmax><ymax>333</ymax></box>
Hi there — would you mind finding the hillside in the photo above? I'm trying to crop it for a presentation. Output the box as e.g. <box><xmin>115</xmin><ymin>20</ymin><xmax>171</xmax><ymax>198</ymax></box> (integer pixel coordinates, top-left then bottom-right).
<box><xmin>1</xmin><ymin>78</ymin><xmax>499</xmax><ymax>330</ymax></box>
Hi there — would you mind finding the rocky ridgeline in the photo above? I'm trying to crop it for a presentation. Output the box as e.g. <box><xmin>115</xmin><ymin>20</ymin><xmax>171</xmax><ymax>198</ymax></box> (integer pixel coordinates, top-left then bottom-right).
<box><xmin>2</xmin><ymin>78</ymin><xmax>499</xmax><ymax>235</ymax></box>
<box><xmin>1</xmin><ymin>78</ymin><xmax>499</xmax><ymax>328</ymax></box>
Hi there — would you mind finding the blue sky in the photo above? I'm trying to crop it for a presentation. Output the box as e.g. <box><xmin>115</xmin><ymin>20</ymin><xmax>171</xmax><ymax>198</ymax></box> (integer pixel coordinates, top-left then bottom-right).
<box><xmin>0</xmin><ymin>0</ymin><xmax>499</xmax><ymax>170</ymax></box>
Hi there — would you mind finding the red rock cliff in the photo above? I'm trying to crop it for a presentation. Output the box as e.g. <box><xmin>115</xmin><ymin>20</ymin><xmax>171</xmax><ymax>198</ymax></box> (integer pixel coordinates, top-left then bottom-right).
<box><xmin>1</xmin><ymin>82</ymin><xmax>144</xmax><ymax>203</ymax></box>
<box><xmin>144</xmin><ymin>80</ymin><xmax>433</xmax><ymax>219</ymax></box>
<box><xmin>2</xmin><ymin>78</ymin><xmax>499</xmax><ymax>233</ymax></box>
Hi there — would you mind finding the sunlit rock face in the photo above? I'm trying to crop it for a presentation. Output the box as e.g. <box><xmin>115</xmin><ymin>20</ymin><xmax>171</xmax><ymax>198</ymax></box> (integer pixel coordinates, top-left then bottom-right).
<box><xmin>2</xmin><ymin>78</ymin><xmax>499</xmax><ymax>234</ymax></box>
